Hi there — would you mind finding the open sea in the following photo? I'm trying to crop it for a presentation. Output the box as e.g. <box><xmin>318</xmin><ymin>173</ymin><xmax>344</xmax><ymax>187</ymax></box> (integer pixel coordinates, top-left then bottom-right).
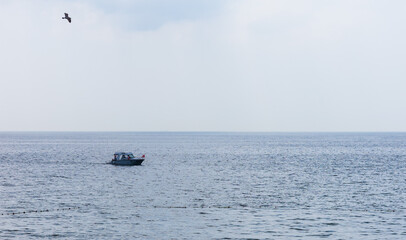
<box><xmin>0</xmin><ymin>132</ymin><xmax>405</xmax><ymax>239</ymax></box>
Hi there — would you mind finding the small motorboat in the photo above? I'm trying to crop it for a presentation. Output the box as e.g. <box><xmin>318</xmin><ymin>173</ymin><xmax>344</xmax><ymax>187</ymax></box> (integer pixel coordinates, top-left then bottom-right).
<box><xmin>110</xmin><ymin>152</ymin><xmax>145</xmax><ymax>166</ymax></box>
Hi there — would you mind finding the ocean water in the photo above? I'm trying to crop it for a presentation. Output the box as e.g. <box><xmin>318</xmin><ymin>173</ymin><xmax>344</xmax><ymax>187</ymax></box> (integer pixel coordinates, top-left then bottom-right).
<box><xmin>0</xmin><ymin>132</ymin><xmax>405</xmax><ymax>239</ymax></box>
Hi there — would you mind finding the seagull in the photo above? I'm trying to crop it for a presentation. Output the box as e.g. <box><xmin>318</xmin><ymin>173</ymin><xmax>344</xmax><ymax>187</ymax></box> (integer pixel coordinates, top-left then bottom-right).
<box><xmin>62</xmin><ymin>13</ymin><xmax>71</xmax><ymax>23</ymax></box>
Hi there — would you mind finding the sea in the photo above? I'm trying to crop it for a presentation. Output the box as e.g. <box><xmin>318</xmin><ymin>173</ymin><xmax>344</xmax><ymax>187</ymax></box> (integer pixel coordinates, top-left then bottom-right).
<box><xmin>0</xmin><ymin>132</ymin><xmax>405</xmax><ymax>239</ymax></box>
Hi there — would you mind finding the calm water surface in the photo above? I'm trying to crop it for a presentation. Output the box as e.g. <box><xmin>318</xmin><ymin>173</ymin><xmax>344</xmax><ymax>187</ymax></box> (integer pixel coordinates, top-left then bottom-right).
<box><xmin>0</xmin><ymin>132</ymin><xmax>405</xmax><ymax>239</ymax></box>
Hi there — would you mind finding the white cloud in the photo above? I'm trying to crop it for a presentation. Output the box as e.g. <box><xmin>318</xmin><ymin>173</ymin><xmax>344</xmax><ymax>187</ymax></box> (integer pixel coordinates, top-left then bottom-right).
<box><xmin>0</xmin><ymin>0</ymin><xmax>405</xmax><ymax>131</ymax></box>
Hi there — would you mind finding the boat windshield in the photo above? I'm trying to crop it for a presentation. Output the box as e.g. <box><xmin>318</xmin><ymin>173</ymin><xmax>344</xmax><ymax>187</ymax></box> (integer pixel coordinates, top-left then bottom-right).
<box><xmin>128</xmin><ymin>154</ymin><xmax>135</xmax><ymax>158</ymax></box>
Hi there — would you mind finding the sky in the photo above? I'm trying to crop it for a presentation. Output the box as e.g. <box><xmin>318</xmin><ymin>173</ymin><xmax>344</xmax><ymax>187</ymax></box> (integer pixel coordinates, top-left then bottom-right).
<box><xmin>0</xmin><ymin>0</ymin><xmax>405</xmax><ymax>132</ymax></box>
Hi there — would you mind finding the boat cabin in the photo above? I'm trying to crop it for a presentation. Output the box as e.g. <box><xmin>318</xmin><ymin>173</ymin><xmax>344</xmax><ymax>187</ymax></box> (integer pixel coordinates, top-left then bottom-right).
<box><xmin>113</xmin><ymin>152</ymin><xmax>135</xmax><ymax>160</ymax></box>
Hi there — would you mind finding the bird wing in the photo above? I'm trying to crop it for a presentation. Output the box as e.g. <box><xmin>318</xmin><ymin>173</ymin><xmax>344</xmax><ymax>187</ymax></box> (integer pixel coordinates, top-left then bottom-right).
<box><xmin>68</xmin><ymin>17</ymin><xmax>71</xmax><ymax>23</ymax></box>
<box><xmin>64</xmin><ymin>13</ymin><xmax>69</xmax><ymax>18</ymax></box>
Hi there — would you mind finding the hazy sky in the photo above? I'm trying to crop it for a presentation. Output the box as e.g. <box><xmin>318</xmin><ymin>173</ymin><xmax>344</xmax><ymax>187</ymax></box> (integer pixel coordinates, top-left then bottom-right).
<box><xmin>1</xmin><ymin>0</ymin><xmax>405</xmax><ymax>131</ymax></box>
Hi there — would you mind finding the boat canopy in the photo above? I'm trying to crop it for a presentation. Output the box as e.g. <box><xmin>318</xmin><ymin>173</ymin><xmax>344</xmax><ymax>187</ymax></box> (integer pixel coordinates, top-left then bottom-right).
<box><xmin>114</xmin><ymin>152</ymin><xmax>133</xmax><ymax>156</ymax></box>
<box><xmin>113</xmin><ymin>152</ymin><xmax>135</xmax><ymax>160</ymax></box>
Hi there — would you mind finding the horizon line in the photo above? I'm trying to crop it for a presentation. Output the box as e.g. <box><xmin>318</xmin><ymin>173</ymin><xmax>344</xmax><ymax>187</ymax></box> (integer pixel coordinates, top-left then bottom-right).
<box><xmin>0</xmin><ymin>130</ymin><xmax>405</xmax><ymax>134</ymax></box>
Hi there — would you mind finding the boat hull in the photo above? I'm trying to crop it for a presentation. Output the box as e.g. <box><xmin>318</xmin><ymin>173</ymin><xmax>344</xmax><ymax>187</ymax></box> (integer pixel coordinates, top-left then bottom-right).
<box><xmin>110</xmin><ymin>159</ymin><xmax>144</xmax><ymax>166</ymax></box>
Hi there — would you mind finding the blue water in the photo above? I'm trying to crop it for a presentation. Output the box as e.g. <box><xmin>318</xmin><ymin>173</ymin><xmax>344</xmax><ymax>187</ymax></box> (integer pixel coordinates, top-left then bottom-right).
<box><xmin>0</xmin><ymin>132</ymin><xmax>405</xmax><ymax>239</ymax></box>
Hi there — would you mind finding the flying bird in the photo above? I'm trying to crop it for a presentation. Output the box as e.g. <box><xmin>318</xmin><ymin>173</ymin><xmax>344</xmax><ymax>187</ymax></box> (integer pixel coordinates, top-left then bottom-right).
<box><xmin>62</xmin><ymin>13</ymin><xmax>71</xmax><ymax>23</ymax></box>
